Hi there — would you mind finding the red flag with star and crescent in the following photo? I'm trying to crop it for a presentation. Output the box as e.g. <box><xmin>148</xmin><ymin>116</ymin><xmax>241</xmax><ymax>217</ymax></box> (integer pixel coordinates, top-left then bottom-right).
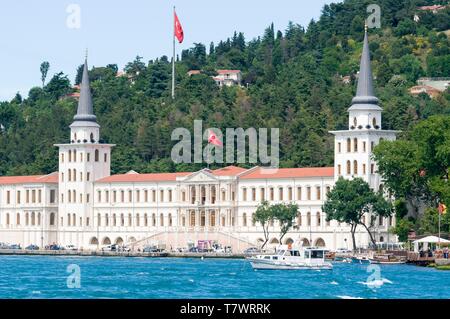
<box><xmin>174</xmin><ymin>11</ymin><xmax>184</xmax><ymax>43</ymax></box>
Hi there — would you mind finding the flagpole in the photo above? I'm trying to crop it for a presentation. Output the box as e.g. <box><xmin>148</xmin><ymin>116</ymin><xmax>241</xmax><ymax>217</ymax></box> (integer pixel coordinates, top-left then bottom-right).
<box><xmin>439</xmin><ymin>207</ymin><xmax>441</xmax><ymax>249</ymax></box>
<box><xmin>172</xmin><ymin>6</ymin><xmax>176</xmax><ymax>99</ymax></box>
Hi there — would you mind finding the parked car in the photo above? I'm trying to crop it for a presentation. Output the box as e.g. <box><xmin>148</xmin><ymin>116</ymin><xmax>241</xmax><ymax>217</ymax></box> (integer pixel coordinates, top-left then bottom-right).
<box><xmin>143</xmin><ymin>246</ymin><xmax>160</xmax><ymax>253</ymax></box>
<box><xmin>25</xmin><ymin>244</ymin><xmax>39</xmax><ymax>250</ymax></box>
<box><xmin>188</xmin><ymin>246</ymin><xmax>199</xmax><ymax>253</ymax></box>
<box><xmin>64</xmin><ymin>244</ymin><xmax>78</xmax><ymax>251</ymax></box>
<box><xmin>102</xmin><ymin>244</ymin><xmax>117</xmax><ymax>252</ymax></box>
<box><xmin>48</xmin><ymin>244</ymin><xmax>64</xmax><ymax>250</ymax></box>
<box><xmin>244</xmin><ymin>247</ymin><xmax>261</xmax><ymax>255</ymax></box>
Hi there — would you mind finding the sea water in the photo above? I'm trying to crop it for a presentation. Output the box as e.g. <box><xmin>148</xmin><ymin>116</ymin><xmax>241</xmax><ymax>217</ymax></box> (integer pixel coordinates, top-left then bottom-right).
<box><xmin>0</xmin><ymin>255</ymin><xmax>449</xmax><ymax>299</ymax></box>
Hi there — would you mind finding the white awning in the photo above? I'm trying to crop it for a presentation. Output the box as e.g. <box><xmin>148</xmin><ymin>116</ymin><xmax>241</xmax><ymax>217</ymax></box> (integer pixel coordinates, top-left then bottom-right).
<box><xmin>412</xmin><ymin>236</ymin><xmax>450</xmax><ymax>244</ymax></box>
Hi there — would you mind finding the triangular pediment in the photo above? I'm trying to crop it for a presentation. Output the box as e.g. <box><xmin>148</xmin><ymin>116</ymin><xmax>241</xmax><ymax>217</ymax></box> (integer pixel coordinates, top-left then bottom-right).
<box><xmin>180</xmin><ymin>169</ymin><xmax>218</xmax><ymax>182</ymax></box>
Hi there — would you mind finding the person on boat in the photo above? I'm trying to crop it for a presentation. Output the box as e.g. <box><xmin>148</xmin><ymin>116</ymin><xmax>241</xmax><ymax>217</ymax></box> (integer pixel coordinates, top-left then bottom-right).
<box><xmin>444</xmin><ymin>247</ymin><xmax>449</xmax><ymax>259</ymax></box>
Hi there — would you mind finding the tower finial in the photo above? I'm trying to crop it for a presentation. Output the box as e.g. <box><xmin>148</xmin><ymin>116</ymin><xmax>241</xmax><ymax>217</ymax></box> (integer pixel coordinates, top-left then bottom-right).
<box><xmin>85</xmin><ymin>48</ymin><xmax>88</xmax><ymax>61</ymax></box>
<box><xmin>364</xmin><ymin>22</ymin><xmax>368</xmax><ymax>33</ymax></box>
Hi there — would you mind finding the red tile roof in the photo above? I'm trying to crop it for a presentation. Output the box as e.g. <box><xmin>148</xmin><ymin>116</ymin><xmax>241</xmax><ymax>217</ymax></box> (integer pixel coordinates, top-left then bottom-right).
<box><xmin>96</xmin><ymin>172</ymin><xmax>191</xmax><ymax>183</ymax></box>
<box><xmin>217</xmin><ymin>70</ymin><xmax>241</xmax><ymax>74</ymax></box>
<box><xmin>97</xmin><ymin>166</ymin><xmax>249</xmax><ymax>183</ymax></box>
<box><xmin>239</xmin><ymin>167</ymin><xmax>334</xmax><ymax>180</ymax></box>
<box><xmin>0</xmin><ymin>173</ymin><xmax>58</xmax><ymax>185</ymax></box>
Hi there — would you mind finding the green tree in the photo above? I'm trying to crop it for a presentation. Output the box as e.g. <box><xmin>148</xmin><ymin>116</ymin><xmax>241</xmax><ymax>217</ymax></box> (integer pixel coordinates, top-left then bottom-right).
<box><xmin>40</xmin><ymin>61</ymin><xmax>50</xmax><ymax>87</ymax></box>
<box><xmin>323</xmin><ymin>177</ymin><xmax>393</xmax><ymax>250</ymax></box>
<box><xmin>390</xmin><ymin>218</ymin><xmax>414</xmax><ymax>242</ymax></box>
<box><xmin>253</xmin><ymin>201</ymin><xmax>273</xmax><ymax>249</ymax></box>
<box><xmin>271</xmin><ymin>203</ymin><xmax>299</xmax><ymax>243</ymax></box>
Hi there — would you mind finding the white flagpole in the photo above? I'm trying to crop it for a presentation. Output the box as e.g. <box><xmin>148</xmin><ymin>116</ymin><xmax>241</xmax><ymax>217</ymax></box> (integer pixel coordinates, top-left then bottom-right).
<box><xmin>172</xmin><ymin>6</ymin><xmax>176</xmax><ymax>99</ymax></box>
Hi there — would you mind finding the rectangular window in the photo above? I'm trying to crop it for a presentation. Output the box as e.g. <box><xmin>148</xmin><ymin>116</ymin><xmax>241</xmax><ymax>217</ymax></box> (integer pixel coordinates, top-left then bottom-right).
<box><xmin>6</xmin><ymin>191</ymin><xmax>10</xmax><ymax>204</ymax></box>
<box><xmin>297</xmin><ymin>187</ymin><xmax>302</xmax><ymax>200</ymax></box>
<box><xmin>288</xmin><ymin>187</ymin><xmax>292</xmax><ymax>200</ymax></box>
<box><xmin>371</xmin><ymin>141</ymin><xmax>375</xmax><ymax>152</ymax></box>
<box><xmin>136</xmin><ymin>190</ymin><xmax>140</xmax><ymax>202</ymax></box>
<box><xmin>87</xmin><ymin>153</ymin><xmax>90</xmax><ymax>162</ymax></box>
<box><xmin>338</xmin><ymin>164</ymin><xmax>342</xmax><ymax>175</ymax></box>
<box><xmin>338</xmin><ymin>142</ymin><xmax>341</xmax><ymax>153</ymax></box>
<box><xmin>97</xmin><ymin>191</ymin><xmax>101</xmax><ymax>202</ymax></box>
<box><xmin>105</xmin><ymin>191</ymin><xmax>109</xmax><ymax>203</ymax></box>
<box><xmin>316</xmin><ymin>186</ymin><xmax>321</xmax><ymax>200</ymax></box>
<box><xmin>243</xmin><ymin>188</ymin><xmax>247</xmax><ymax>201</ymax></box>
<box><xmin>260</xmin><ymin>188</ymin><xmax>265</xmax><ymax>201</ymax></box>
<box><xmin>363</xmin><ymin>141</ymin><xmax>367</xmax><ymax>152</ymax></box>
<box><xmin>270</xmin><ymin>188</ymin><xmax>274</xmax><ymax>201</ymax></box>
<box><xmin>160</xmin><ymin>190</ymin><xmax>164</xmax><ymax>202</ymax></box>
<box><xmin>104</xmin><ymin>153</ymin><xmax>107</xmax><ymax>162</ymax></box>
<box><xmin>371</xmin><ymin>164</ymin><xmax>375</xmax><ymax>174</ymax></box>
<box><xmin>145</xmin><ymin>190</ymin><xmax>149</xmax><ymax>202</ymax></box>
<box><xmin>307</xmin><ymin>187</ymin><xmax>311</xmax><ymax>200</ymax></box>
<box><xmin>128</xmin><ymin>190</ymin><xmax>132</xmax><ymax>202</ymax></box>
<box><xmin>113</xmin><ymin>191</ymin><xmax>117</xmax><ymax>203</ymax></box>
<box><xmin>168</xmin><ymin>190</ymin><xmax>172</xmax><ymax>202</ymax></box>
<box><xmin>279</xmin><ymin>188</ymin><xmax>283</xmax><ymax>200</ymax></box>
<box><xmin>32</xmin><ymin>190</ymin><xmax>36</xmax><ymax>203</ymax></box>
<box><xmin>38</xmin><ymin>190</ymin><xmax>42</xmax><ymax>203</ymax></box>
<box><xmin>121</xmin><ymin>191</ymin><xmax>125</xmax><ymax>202</ymax></box>
<box><xmin>86</xmin><ymin>194</ymin><xmax>90</xmax><ymax>203</ymax></box>
<box><xmin>363</xmin><ymin>164</ymin><xmax>366</xmax><ymax>174</ymax></box>
<box><xmin>252</xmin><ymin>188</ymin><xmax>256</xmax><ymax>201</ymax></box>
<box><xmin>26</xmin><ymin>190</ymin><xmax>30</xmax><ymax>203</ymax></box>
<box><xmin>17</xmin><ymin>191</ymin><xmax>21</xmax><ymax>204</ymax></box>
<box><xmin>152</xmin><ymin>190</ymin><xmax>156</xmax><ymax>202</ymax></box>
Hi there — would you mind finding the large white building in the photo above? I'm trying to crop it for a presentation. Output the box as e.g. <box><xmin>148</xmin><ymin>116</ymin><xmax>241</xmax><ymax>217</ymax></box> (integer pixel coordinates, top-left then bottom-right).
<box><xmin>0</xmin><ymin>30</ymin><xmax>397</xmax><ymax>252</ymax></box>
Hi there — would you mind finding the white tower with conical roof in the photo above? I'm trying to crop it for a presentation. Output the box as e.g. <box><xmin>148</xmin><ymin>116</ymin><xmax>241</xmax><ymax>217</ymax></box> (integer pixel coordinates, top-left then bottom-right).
<box><xmin>330</xmin><ymin>27</ymin><xmax>398</xmax><ymax>191</ymax></box>
<box><xmin>55</xmin><ymin>57</ymin><xmax>115</xmax><ymax>247</ymax></box>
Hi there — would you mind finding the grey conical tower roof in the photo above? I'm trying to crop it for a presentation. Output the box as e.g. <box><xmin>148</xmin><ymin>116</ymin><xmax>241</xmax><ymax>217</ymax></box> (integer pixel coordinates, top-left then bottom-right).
<box><xmin>348</xmin><ymin>28</ymin><xmax>382</xmax><ymax>111</ymax></box>
<box><xmin>73</xmin><ymin>59</ymin><xmax>97</xmax><ymax>122</ymax></box>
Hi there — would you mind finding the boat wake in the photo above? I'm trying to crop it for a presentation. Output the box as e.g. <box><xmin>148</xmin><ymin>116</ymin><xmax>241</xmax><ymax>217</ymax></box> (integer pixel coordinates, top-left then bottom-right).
<box><xmin>358</xmin><ymin>278</ymin><xmax>393</xmax><ymax>289</ymax></box>
<box><xmin>330</xmin><ymin>281</ymin><xmax>339</xmax><ymax>285</ymax></box>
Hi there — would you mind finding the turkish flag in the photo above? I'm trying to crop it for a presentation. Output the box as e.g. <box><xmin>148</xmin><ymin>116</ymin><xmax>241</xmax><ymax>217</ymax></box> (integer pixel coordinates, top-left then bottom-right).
<box><xmin>174</xmin><ymin>11</ymin><xmax>184</xmax><ymax>43</ymax></box>
<box><xmin>208</xmin><ymin>130</ymin><xmax>222</xmax><ymax>147</ymax></box>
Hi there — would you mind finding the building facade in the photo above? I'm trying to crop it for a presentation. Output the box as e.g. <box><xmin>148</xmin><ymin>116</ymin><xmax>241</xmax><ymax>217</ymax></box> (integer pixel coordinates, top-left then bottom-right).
<box><xmin>0</xmin><ymin>30</ymin><xmax>397</xmax><ymax>251</ymax></box>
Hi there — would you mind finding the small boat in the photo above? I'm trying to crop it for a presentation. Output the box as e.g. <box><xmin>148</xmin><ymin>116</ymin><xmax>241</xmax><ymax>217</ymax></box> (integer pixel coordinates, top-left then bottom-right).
<box><xmin>370</xmin><ymin>254</ymin><xmax>407</xmax><ymax>265</ymax></box>
<box><xmin>247</xmin><ymin>245</ymin><xmax>333</xmax><ymax>270</ymax></box>
<box><xmin>351</xmin><ymin>256</ymin><xmax>371</xmax><ymax>264</ymax></box>
<box><xmin>334</xmin><ymin>256</ymin><xmax>352</xmax><ymax>263</ymax></box>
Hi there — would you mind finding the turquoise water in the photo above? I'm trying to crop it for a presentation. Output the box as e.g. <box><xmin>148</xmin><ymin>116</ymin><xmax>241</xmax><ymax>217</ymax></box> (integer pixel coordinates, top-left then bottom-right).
<box><xmin>0</xmin><ymin>256</ymin><xmax>449</xmax><ymax>299</ymax></box>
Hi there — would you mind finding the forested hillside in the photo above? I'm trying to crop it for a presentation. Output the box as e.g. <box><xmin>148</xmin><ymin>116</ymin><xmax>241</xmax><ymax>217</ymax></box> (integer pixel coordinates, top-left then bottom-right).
<box><xmin>0</xmin><ymin>0</ymin><xmax>449</xmax><ymax>176</ymax></box>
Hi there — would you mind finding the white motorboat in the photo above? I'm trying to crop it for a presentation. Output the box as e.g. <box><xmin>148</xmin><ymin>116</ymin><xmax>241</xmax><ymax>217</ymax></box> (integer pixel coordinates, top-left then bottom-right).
<box><xmin>247</xmin><ymin>245</ymin><xmax>333</xmax><ymax>270</ymax></box>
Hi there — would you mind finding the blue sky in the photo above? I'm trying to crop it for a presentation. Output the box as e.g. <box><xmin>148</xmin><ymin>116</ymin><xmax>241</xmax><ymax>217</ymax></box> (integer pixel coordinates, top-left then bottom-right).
<box><xmin>0</xmin><ymin>0</ymin><xmax>336</xmax><ymax>101</ymax></box>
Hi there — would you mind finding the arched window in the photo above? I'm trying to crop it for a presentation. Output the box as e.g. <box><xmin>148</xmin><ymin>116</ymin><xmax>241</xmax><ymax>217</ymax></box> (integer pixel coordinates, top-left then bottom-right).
<box><xmin>297</xmin><ymin>213</ymin><xmax>302</xmax><ymax>226</ymax></box>
<box><xmin>160</xmin><ymin>213</ymin><xmax>164</xmax><ymax>227</ymax></box>
<box><xmin>353</xmin><ymin>138</ymin><xmax>358</xmax><ymax>152</ymax></box>
<box><xmin>95</xmin><ymin>149</ymin><xmax>99</xmax><ymax>162</ymax></box>
<box><xmin>128</xmin><ymin>213</ymin><xmax>132</xmax><ymax>227</ymax></box>
<box><xmin>307</xmin><ymin>212</ymin><xmax>311</xmax><ymax>226</ymax></box>
<box><xmin>136</xmin><ymin>213</ymin><xmax>140</xmax><ymax>227</ymax></box>
<box><xmin>49</xmin><ymin>213</ymin><xmax>55</xmax><ymax>226</ymax></box>
<box><xmin>120</xmin><ymin>214</ymin><xmax>124</xmax><ymax>226</ymax></box>
<box><xmin>347</xmin><ymin>138</ymin><xmax>351</xmax><ymax>152</ymax></box>
<box><xmin>353</xmin><ymin>160</ymin><xmax>358</xmax><ymax>175</ymax></box>
<box><xmin>242</xmin><ymin>213</ymin><xmax>247</xmax><ymax>227</ymax></box>
<box><xmin>316</xmin><ymin>212</ymin><xmax>321</xmax><ymax>226</ymax></box>
<box><xmin>346</xmin><ymin>161</ymin><xmax>351</xmax><ymax>175</ymax></box>
<box><xmin>168</xmin><ymin>213</ymin><xmax>173</xmax><ymax>227</ymax></box>
<box><xmin>97</xmin><ymin>213</ymin><xmax>101</xmax><ymax>227</ymax></box>
<box><xmin>353</xmin><ymin>117</ymin><xmax>357</xmax><ymax>126</ymax></box>
<box><xmin>372</xmin><ymin>117</ymin><xmax>377</xmax><ymax>127</ymax></box>
<box><xmin>90</xmin><ymin>133</ymin><xmax>94</xmax><ymax>142</ymax></box>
